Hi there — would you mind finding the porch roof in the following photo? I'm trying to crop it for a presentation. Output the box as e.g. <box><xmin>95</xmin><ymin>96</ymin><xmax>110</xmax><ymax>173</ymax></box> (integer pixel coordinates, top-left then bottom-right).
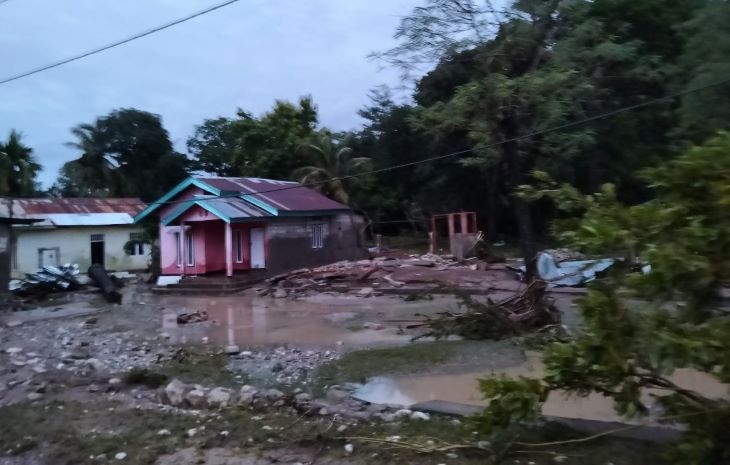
<box><xmin>162</xmin><ymin>196</ymin><xmax>272</xmax><ymax>225</ymax></box>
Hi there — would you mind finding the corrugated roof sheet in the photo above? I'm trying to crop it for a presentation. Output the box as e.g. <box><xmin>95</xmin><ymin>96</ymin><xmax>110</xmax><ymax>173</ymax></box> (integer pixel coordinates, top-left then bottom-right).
<box><xmin>198</xmin><ymin>177</ymin><xmax>349</xmax><ymax>212</ymax></box>
<box><xmin>4</xmin><ymin>198</ymin><xmax>146</xmax><ymax>227</ymax></box>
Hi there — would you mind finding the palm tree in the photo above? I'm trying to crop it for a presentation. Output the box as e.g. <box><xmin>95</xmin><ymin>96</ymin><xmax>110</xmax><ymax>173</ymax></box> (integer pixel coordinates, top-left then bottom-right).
<box><xmin>292</xmin><ymin>134</ymin><xmax>371</xmax><ymax>205</ymax></box>
<box><xmin>0</xmin><ymin>130</ymin><xmax>41</xmax><ymax>196</ymax></box>
<box><xmin>63</xmin><ymin>123</ymin><xmax>116</xmax><ymax>196</ymax></box>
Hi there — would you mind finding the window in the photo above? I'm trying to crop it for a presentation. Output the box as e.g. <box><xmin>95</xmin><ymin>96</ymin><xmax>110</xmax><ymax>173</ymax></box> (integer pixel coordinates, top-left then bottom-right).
<box><xmin>235</xmin><ymin>230</ymin><xmax>243</xmax><ymax>263</ymax></box>
<box><xmin>186</xmin><ymin>232</ymin><xmax>194</xmax><ymax>266</ymax></box>
<box><xmin>174</xmin><ymin>232</ymin><xmax>182</xmax><ymax>266</ymax></box>
<box><xmin>311</xmin><ymin>224</ymin><xmax>324</xmax><ymax>249</ymax></box>
<box><xmin>128</xmin><ymin>232</ymin><xmax>145</xmax><ymax>255</ymax></box>
<box><xmin>90</xmin><ymin>234</ymin><xmax>104</xmax><ymax>242</ymax></box>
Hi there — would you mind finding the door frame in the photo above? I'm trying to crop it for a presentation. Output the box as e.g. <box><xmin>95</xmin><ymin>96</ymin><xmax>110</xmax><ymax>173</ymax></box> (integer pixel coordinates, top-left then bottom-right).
<box><xmin>90</xmin><ymin>234</ymin><xmax>105</xmax><ymax>267</ymax></box>
<box><xmin>249</xmin><ymin>227</ymin><xmax>266</xmax><ymax>269</ymax></box>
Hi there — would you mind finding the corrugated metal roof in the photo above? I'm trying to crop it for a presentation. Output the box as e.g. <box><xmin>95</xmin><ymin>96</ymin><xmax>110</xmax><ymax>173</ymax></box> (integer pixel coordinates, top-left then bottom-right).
<box><xmin>200</xmin><ymin>196</ymin><xmax>272</xmax><ymax>220</ymax></box>
<box><xmin>3</xmin><ymin>197</ymin><xmax>146</xmax><ymax>228</ymax></box>
<box><xmin>198</xmin><ymin>177</ymin><xmax>349</xmax><ymax>213</ymax></box>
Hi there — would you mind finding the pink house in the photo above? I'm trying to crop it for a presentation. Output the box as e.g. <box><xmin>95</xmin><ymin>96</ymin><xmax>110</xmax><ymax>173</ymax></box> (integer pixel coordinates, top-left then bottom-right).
<box><xmin>134</xmin><ymin>177</ymin><xmax>365</xmax><ymax>277</ymax></box>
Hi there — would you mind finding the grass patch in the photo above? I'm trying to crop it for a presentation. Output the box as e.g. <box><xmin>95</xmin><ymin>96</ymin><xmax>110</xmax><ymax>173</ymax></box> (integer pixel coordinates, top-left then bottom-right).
<box><xmin>160</xmin><ymin>348</ymin><xmax>242</xmax><ymax>386</ymax></box>
<box><xmin>312</xmin><ymin>341</ymin><xmax>467</xmax><ymax>393</ymax></box>
<box><xmin>0</xmin><ymin>399</ymin><xmax>666</xmax><ymax>465</ymax></box>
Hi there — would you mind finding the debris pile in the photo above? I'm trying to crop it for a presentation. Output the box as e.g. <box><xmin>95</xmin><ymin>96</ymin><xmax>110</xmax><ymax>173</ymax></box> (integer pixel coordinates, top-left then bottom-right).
<box><xmin>261</xmin><ymin>254</ymin><xmax>519</xmax><ymax>298</ymax></box>
<box><xmin>402</xmin><ymin>281</ymin><xmax>561</xmax><ymax>341</ymax></box>
<box><xmin>10</xmin><ymin>264</ymin><xmax>81</xmax><ymax>298</ymax></box>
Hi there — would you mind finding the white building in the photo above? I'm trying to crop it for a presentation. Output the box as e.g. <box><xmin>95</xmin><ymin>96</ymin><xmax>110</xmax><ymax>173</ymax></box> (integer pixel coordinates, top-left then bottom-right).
<box><xmin>7</xmin><ymin>198</ymin><xmax>150</xmax><ymax>278</ymax></box>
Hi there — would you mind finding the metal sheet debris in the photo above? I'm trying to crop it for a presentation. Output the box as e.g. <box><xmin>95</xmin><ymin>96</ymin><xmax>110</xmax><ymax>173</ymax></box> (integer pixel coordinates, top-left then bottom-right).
<box><xmin>10</xmin><ymin>264</ymin><xmax>81</xmax><ymax>296</ymax></box>
<box><xmin>526</xmin><ymin>252</ymin><xmax>615</xmax><ymax>287</ymax></box>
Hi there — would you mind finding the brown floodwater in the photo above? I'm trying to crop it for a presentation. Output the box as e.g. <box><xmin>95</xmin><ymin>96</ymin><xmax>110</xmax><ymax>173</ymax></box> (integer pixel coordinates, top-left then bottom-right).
<box><xmin>354</xmin><ymin>352</ymin><xmax>728</xmax><ymax>423</ymax></box>
<box><xmin>159</xmin><ymin>292</ymin><xmax>463</xmax><ymax>349</ymax></box>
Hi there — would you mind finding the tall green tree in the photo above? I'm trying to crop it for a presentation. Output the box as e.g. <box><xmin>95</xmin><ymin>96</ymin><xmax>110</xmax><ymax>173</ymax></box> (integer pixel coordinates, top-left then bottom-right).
<box><xmin>0</xmin><ymin>130</ymin><xmax>40</xmax><ymax>197</ymax></box>
<box><xmin>59</xmin><ymin>123</ymin><xmax>116</xmax><ymax>197</ymax></box>
<box><xmin>57</xmin><ymin>109</ymin><xmax>188</xmax><ymax>201</ymax></box>
<box><xmin>479</xmin><ymin>132</ymin><xmax>730</xmax><ymax>465</ymax></box>
<box><xmin>292</xmin><ymin>133</ymin><xmax>371</xmax><ymax>205</ymax></box>
<box><xmin>188</xmin><ymin>97</ymin><xmax>319</xmax><ymax>179</ymax></box>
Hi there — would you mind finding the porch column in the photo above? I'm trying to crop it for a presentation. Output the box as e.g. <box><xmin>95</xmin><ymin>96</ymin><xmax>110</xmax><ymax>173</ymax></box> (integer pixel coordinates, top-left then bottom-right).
<box><xmin>180</xmin><ymin>221</ymin><xmax>186</xmax><ymax>277</ymax></box>
<box><xmin>225</xmin><ymin>222</ymin><xmax>233</xmax><ymax>277</ymax></box>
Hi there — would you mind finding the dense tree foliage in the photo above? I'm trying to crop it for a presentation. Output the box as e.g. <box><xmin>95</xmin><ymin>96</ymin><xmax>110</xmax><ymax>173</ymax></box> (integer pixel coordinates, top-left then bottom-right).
<box><xmin>56</xmin><ymin>109</ymin><xmax>188</xmax><ymax>201</ymax></box>
<box><xmin>187</xmin><ymin>97</ymin><xmax>319</xmax><ymax>180</ymax></box>
<box><xmin>0</xmin><ymin>130</ymin><xmax>40</xmax><ymax>197</ymax></box>
<box><xmin>480</xmin><ymin>132</ymin><xmax>730</xmax><ymax>464</ymax></box>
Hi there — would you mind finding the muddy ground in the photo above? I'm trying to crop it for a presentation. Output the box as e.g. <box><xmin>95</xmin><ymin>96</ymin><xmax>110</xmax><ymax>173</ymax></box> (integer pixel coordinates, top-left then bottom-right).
<box><xmin>0</xmin><ymin>284</ymin><xmax>665</xmax><ymax>465</ymax></box>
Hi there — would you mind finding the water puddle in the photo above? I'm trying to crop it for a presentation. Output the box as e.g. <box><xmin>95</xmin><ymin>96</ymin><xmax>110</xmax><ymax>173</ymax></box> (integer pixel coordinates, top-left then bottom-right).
<box><xmin>159</xmin><ymin>293</ymin><xmax>461</xmax><ymax>349</ymax></box>
<box><xmin>354</xmin><ymin>352</ymin><xmax>727</xmax><ymax>423</ymax></box>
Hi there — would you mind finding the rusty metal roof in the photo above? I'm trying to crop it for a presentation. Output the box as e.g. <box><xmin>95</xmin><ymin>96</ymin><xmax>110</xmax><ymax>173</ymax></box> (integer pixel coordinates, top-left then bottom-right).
<box><xmin>197</xmin><ymin>177</ymin><xmax>350</xmax><ymax>213</ymax></box>
<box><xmin>5</xmin><ymin>198</ymin><xmax>146</xmax><ymax>227</ymax></box>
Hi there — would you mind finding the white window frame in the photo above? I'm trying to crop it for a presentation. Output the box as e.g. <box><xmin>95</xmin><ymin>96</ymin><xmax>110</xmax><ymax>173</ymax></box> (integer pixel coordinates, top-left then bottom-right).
<box><xmin>235</xmin><ymin>229</ymin><xmax>243</xmax><ymax>263</ymax></box>
<box><xmin>311</xmin><ymin>224</ymin><xmax>324</xmax><ymax>249</ymax></box>
<box><xmin>129</xmin><ymin>232</ymin><xmax>144</xmax><ymax>256</ymax></box>
<box><xmin>174</xmin><ymin>232</ymin><xmax>182</xmax><ymax>267</ymax></box>
<box><xmin>186</xmin><ymin>231</ymin><xmax>195</xmax><ymax>266</ymax></box>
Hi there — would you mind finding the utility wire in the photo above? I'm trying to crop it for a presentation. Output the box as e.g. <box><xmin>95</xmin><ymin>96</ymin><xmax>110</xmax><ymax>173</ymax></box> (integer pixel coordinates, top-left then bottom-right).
<box><xmin>0</xmin><ymin>0</ymin><xmax>241</xmax><ymax>85</ymax></box>
<box><xmin>122</xmin><ymin>76</ymin><xmax>730</xmax><ymax>211</ymax></box>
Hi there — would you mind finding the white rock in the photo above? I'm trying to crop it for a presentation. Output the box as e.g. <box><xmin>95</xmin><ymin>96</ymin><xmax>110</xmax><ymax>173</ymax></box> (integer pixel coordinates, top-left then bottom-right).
<box><xmin>114</xmin><ymin>452</ymin><xmax>127</xmax><ymax>460</ymax></box>
<box><xmin>26</xmin><ymin>392</ymin><xmax>43</xmax><ymax>401</ymax></box>
<box><xmin>410</xmin><ymin>411</ymin><xmax>430</xmax><ymax>421</ymax></box>
<box><xmin>157</xmin><ymin>429</ymin><xmax>171</xmax><ymax>436</ymax></box>
<box><xmin>344</xmin><ymin>443</ymin><xmax>354</xmax><ymax>455</ymax></box>
<box><xmin>163</xmin><ymin>379</ymin><xmax>187</xmax><ymax>406</ymax></box>
<box><xmin>393</xmin><ymin>409</ymin><xmax>412</xmax><ymax>418</ymax></box>
<box><xmin>207</xmin><ymin>387</ymin><xmax>232</xmax><ymax>408</ymax></box>
<box><xmin>108</xmin><ymin>378</ymin><xmax>122</xmax><ymax>386</ymax></box>
<box><xmin>5</xmin><ymin>347</ymin><xmax>22</xmax><ymax>355</ymax></box>
<box><xmin>185</xmin><ymin>389</ymin><xmax>208</xmax><ymax>409</ymax></box>
<box><xmin>186</xmin><ymin>428</ymin><xmax>198</xmax><ymax>437</ymax></box>
<box><xmin>224</xmin><ymin>345</ymin><xmax>240</xmax><ymax>355</ymax></box>
<box><xmin>553</xmin><ymin>456</ymin><xmax>568</xmax><ymax>463</ymax></box>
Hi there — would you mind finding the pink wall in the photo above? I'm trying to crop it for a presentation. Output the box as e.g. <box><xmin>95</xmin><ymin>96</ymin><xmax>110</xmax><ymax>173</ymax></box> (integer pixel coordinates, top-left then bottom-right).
<box><xmin>158</xmin><ymin>186</ymin><xmax>267</xmax><ymax>275</ymax></box>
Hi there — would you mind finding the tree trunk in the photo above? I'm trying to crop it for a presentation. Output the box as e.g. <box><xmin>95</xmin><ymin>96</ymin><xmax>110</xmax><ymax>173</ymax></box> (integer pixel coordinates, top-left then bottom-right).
<box><xmin>485</xmin><ymin>166</ymin><xmax>498</xmax><ymax>240</ymax></box>
<box><xmin>501</xmin><ymin>117</ymin><xmax>538</xmax><ymax>269</ymax></box>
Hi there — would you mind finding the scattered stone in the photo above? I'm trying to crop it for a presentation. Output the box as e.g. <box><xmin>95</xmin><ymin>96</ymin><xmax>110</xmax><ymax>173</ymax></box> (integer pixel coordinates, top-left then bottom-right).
<box><xmin>394</xmin><ymin>409</ymin><xmax>413</xmax><ymax>418</ymax></box>
<box><xmin>344</xmin><ymin>443</ymin><xmax>354</xmax><ymax>455</ymax></box>
<box><xmin>185</xmin><ymin>389</ymin><xmax>208</xmax><ymax>409</ymax></box>
<box><xmin>163</xmin><ymin>379</ymin><xmax>187</xmax><ymax>406</ymax></box>
<box><xmin>239</xmin><ymin>385</ymin><xmax>258</xmax><ymax>406</ymax></box>
<box><xmin>108</xmin><ymin>377</ymin><xmax>122</xmax><ymax>386</ymax></box>
<box><xmin>186</xmin><ymin>428</ymin><xmax>198</xmax><ymax>437</ymax></box>
<box><xmin>363</xmin><ymin>321</ymin><xmax>384</xmax><ymax>330</ymax></box>
<box><xmin>263</xmin><ymin>388</ymin><xmax>284</xmax><ymax>401</ymax></box>
<box><xmin>5</xmin><ymin>347</ymin><xmax>22</xmax><ymax>355</ymax></box>
<box><xmin>410</xmin><ymin>411</ymin><xmax>430</xmax><ymax>421</ymax></box>
<box><xmin>207</xmin><ymin>387</ymin><xmax>232</xmax><ymax>408</ymax></box>
<box><xmin>337</xmin><ymin>424</ymin><xmax>348</xmax><ymax>433</ymax></box>
<box><xmin>446</xmin><ymin>452</ymin><xmax>459</xmax><ymax>459</ymax></box>
<box><xmin>176</xmin><ymin>311</ymin><xmax>208</xmax><ymax>324</ymax></box>
<box><xmin>26</xmin><ymin>392</ymin><xmax>44</xmax><ymax>401</ymax></box>
<box><xmin>326</xmin><ymin>388</ymin><xmax>350</xmax><ymax>404</ymax></box>
<box><xmin>114</xmin><ymin>452</ymin><xmax>127</xmax><ymax>460</ymax></box>
<box><xmin>357</xmin><ymin>287</ymin><xmax>374</xmax><ymax>297</ymax></box>
<box><xmin>273</xmin><ymin>288</ymin><xmax>288</xmax><ymax>299</ymax></box>
<box><xmin>295</xmin><ymin>392</ymin><xmax>312</xmax><ymax>403</ymax></box>
<box><xmin>553</xmin><ymin>456</ymin><xmax>568</xmax><ymax>463</ymax></box>
<box><xmin>477</xmin><ymin>440</ymin><xmax>492</xmax><ymax>450</ymax></box>
<box><xmin>157</xmin><ymin>429</ymin><xmax>171</xmax><ymax>436</ymax></box>
<box><xmin>224</xmin><ymin>345</ymin><xmax>240</xmax><ymax>355</ymax></box>
<box><xmin>88</xmin><ymin>384</ymin><xmax>102</xmax><ymax>393</ymax></box>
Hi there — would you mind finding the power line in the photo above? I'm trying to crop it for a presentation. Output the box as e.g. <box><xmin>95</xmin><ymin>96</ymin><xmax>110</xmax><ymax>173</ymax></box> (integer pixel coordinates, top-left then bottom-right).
<box><xmin>0</xmin><ymin>0</ymin><xmax>241</xmax><ymax>85</ymax></box>
<box><xmin>125</xmin><ymin>76</ymin><xmax>730</xmax><ymax>210</ymax></box>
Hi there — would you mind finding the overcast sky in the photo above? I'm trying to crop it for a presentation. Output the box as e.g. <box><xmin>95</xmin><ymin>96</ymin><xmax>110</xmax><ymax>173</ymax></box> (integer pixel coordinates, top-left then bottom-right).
<box><xmin>0</xmin><ymin>0</ymin><xmax>422</xmax><ymax>187</ymax></box>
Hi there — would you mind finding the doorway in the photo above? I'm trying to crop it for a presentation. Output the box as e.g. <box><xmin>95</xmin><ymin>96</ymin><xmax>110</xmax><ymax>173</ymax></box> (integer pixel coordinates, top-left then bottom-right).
<box><xmin>90</xmin><ymin>234</ymin><xmax>105</xmax><ymax>266</ymax></box>
<box><xmin>249</xmin><ymin>228</ymin><xmax>265</xmax><ymax>269</ymax></box>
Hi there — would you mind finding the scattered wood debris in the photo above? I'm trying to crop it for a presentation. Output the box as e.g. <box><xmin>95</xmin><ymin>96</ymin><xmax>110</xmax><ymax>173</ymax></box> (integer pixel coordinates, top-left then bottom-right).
<box><xmin>260</xmin><ymin>254</ymin><xmax>519</xmax><ymax>298</ymax></box>
<box><xmin>177</xmin><ymin>311</ymin><xmax>209</xmax><ymax>325</ymax></box>
<box><xmin>400</xmin><ymin>281</ymin><xmax>560</xmax><ymax>341</ymax></box>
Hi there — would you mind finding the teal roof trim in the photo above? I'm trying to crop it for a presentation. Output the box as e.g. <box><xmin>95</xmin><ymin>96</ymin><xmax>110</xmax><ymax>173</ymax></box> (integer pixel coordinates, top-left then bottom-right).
<box><xmin>134</xmin><ymin>178</ymin><xmax>220</xmax><ymax>223</ymax></box>
<box><xmin>161</xmin><ymin>199</ymin><xmax>231</xmax><ymax>226</ymax></box>
<box><xmin>241</xmin><ymin>194</ymin><xmax>278</xmax><ymax>215</ymax></box>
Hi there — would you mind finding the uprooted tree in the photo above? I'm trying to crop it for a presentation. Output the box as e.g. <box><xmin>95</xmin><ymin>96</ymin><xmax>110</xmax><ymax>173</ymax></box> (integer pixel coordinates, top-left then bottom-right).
<box><xmin>478</xmin><ymin>132</ymin><xmax>730</xmax><ymax>464</ymax></box>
